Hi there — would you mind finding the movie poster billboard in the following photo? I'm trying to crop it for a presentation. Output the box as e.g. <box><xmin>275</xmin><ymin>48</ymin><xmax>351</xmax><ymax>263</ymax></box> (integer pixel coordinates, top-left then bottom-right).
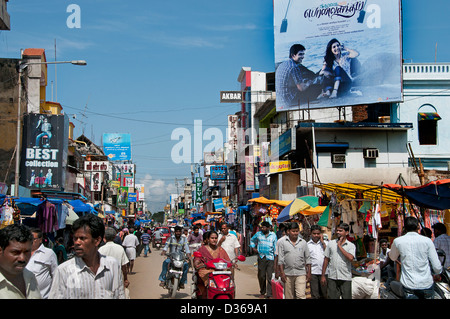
<box><xmin>274</xmin><ymin>0</ymin><xmax>402</xmax><ymax>111</ymax></box>
<box><xmin>20</xmin><ymin>114</ymin><xmax>69</xmax><ymax>190</ymax></box>
<box><xmin>117</xmin><ymin>187</ymin><xmax>128</xmax><ymax>207</ymax></box>
<box><xmin>103</xmin><ymin>133</ymin><xmax>132</xmax><ymax>161</ymax></box>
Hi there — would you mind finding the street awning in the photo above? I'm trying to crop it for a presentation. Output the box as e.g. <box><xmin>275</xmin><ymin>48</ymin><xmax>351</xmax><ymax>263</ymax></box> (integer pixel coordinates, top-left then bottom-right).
<box><xmin>383</xmin><ymin>179</ymin><xmax>450</xmax><ymax>210</ymax></box>
<box><xmin>315</xmin><ymin>183</ymin><xmax>405</xmax><ymax>203</ymax></box>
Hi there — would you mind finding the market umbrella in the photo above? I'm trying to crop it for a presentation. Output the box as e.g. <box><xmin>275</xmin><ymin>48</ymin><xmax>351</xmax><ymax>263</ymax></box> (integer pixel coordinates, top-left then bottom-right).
<box><xmin>193</xmin><ymin>219</ymin><xmax>209</xmax><ymax>226</ymax></box>
<box><xmin>277</xmin><ymin>196</ymin><xmax>327</xmax><ymax>223</ymax></box>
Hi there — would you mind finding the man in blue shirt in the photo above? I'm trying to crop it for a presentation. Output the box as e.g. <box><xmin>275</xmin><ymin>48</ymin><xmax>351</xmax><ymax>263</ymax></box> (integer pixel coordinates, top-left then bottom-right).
<box><xmin>158</xmin><ymin>226</ymin><xmax>190</xmax><ymax>289</ymax></box>
<box><xmin>250</xmin><ymin>221</ymin><xmax>277</xmax><ymax>299</ymax></box>
<box><xmin>389</xmin><ymin>217</ymin><xmax>442</xmax><ymax>299</ymax></box>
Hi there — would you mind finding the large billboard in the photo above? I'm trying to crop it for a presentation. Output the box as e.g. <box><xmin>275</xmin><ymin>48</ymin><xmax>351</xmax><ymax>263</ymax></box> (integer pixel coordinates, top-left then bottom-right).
<box><xmin>103</xmin><ymin>133</ymin><xmax>132</xmax><ymax>161</ymax></box>
<box><xmin>20</xmin><ymin>114</ymin><xmax>69</xmax><ymax>190</ymax></box>
<box><xmin>274</xmin><ymin>0</ymin><xmax>402</xmax><ymax>111</ymax></box>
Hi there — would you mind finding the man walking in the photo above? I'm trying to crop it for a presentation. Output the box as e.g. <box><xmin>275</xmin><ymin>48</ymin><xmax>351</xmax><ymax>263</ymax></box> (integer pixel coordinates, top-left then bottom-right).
<box><xmin>140</xmin><ymin>229</ymin><xmax>152</xmax><ymax>257</ymax></box>
<box><xmin>0</xmin><ymin>224</ymin><xmax>41</xmax><ymax>299</ymax></box>
<box><xmin>277</xmin><ymin>222</ymin><xmax>311</xmax><ymax>299</ymax></box>
<box><xmin>49</xmin><ymin>214</ymin><xmax>125</xmax><ymax>299</ymax></box>
<box><xmin>122</xmin><ymin>227</ymin><xmax>139</xmax><ymax>274</ymax></box>
<box><xmin>389</xmin><ymin>217</ymin><xmax>442</xmax><ymax>299</ymax></box>
<box><xmin>250</xmin><ymin>221</ymin><xmax>277</xmax><ymax>299</ymax></box>
<box><xmin>218</xmin><ymin>223</ymin><xmax>241</xmax><ymax>262</ymax></box>
<box><xmin>307</xmin><ymin>224</ymin><xmax>328</xmax><ymax>299</ymax></box>
<box><xmin>321</xmin><ymin>223</ymin><xmax>355</xmax><ymax>299</ymax></box>
<box><xmin>25</xmin><ymin>228</ymin><xmax>58</xmax><ymax>299</ymax></box>
<box><xmin>432</xmin><ymin>222</ymin><xmax>450</xmax><ymax>269</ymax></box>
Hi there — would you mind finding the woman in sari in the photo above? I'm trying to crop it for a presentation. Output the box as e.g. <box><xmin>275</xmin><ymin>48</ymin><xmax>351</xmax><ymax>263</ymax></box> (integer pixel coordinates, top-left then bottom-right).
<box><xmin>193</xmin><ymin>231</ymin><xmax>231</xmax><ymax>298</ymax></box>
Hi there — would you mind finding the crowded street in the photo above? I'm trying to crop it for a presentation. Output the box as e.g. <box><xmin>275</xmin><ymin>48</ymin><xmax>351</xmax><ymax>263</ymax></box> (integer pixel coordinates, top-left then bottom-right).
<box><xmin>127</xmin><ymin>245</ymin><xmax>260</xmax><ymax>299</ymax></box>
<box><xmin>0</xmin><ymin>0</ymin><xmax>450</xmax><ymax>310</ymax></box>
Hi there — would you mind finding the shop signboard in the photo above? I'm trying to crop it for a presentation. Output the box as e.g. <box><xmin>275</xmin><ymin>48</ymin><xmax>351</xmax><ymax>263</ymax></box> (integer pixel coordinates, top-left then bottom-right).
<box><xmin>84</xmin><ymin>161</ymin><xmax>109</xmax><ymax>172</ymax></box>
<box><xmin>274</xmin><ymin>0</ymin><xmax>403</xmax><ymax>111</ymax></box>
<box><xmin>128</xmin><ymin>193</ymin><xmax>137</xmax><ymax>202</ymax></box>
<box><xmin>20</xmin><ymin>113</ymin><xmax>69</xmax><ymax>190</ymax></box>
<box><xmin>213</xmin><ymin>198</ymin><xmax>224</xmax><ymax>210</ymax></box>
<box><xmin>117</xmin><ymin>187</ymin><xmax>128</xmax><ymax>207</ymax></box>
<box><xmin>269</xmin><ymin>160</ymin><xmax>292</xmax><ymax>174</ymax></box>
<box><xmin>135</xmin><ymin>184</ymin><xmax>145</xmax><ymax>201</ymax></box>
<box><xmin>195</xmin><ymin>177</ymin><xmax>203</xmax><ymax>203</ymax></box>
<box><xmin>210</xmin><ymin>165</ymin><xmax>228</xmax><ymax>180</ymax></box>
<box><xmin>103</xmin><ymin>133</ymin><xmax>132</xmax><ymax>161</ymax></box>
<box><xmin>220</xmin><ymin>91</ymin><xmax>243</xmax><ymax>103</ymax></box>
<box><xmin>270</xmin><ymin>128</ymin><xmax>296</xmax><ymax>161</ymax></box>
<box><xmin>245</xmin><ymin>155</ymin><xmax>255</xmax><ymax>191</ymax></box>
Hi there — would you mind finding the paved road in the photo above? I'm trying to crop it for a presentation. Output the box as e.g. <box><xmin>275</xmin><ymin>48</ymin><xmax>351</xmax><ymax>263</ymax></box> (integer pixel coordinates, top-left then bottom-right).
<box><xmin>127</xmin><ymin>248</ymin><xmax>261</xmax><ymax>299</ymax></box>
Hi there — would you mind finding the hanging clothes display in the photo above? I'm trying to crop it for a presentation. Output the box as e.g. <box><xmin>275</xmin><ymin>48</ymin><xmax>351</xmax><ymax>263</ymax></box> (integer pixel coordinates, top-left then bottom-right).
<box><xmin>36</xmin><ymin>200</ymin><xmax>59</xmax><ymax>233</ymax></box>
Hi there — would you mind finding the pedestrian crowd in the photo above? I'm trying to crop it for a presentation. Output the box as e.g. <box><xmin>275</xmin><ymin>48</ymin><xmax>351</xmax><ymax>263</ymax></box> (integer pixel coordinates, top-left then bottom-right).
<box><xmin>249</xmin><ymin>217</ymin><xmax>447</xmax><ymax>299</ymax></box>
<box><xmin>0</xmin><ymin>214</ymin><xmax>447</xmax><ymax>299</ymax></box>
<box><xmin>0</xmin><ymin>214</ymin><xmax>157</xmax><ymax>299</ymax></box>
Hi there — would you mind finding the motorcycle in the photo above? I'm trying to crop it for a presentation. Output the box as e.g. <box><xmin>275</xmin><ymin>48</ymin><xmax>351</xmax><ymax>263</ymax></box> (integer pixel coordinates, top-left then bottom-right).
<box><xmin>191</xmin><ymin>251</ymin><xmax>246</xmax><ymax>299</ymax></box>
<box><xmin>164</xmin><ymin>251</ymin><xmax>187</xmax><ymax>298</ymax></box>
<box><xmin>154</xmin><ymin>238</ymin><xmax>163</xmax><ymax>250</ymax></box>
<box><xmin>379</xmin><ymin>249</ymin><xmax>449</xmax><ymax>299</ymax></box>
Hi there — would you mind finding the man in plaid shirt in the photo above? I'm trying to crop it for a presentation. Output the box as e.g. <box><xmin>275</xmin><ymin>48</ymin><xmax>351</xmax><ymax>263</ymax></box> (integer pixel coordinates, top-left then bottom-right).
<box><xmin>250</xmin><ymin>221</ymin><xmax>277</xmax><ymax>299</ymax></box>
<box><xmin>275</xmin><ymin>44</ymin><xmax>320</xmax><ymax>110</ymax></box>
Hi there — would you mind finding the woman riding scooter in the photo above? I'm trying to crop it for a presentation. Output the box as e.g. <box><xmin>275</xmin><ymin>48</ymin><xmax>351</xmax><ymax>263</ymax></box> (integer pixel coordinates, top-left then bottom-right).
<box><xmin>193</xmin><ymin>231</ymin><xmax>230</xmax><ymax>299</ymax></box>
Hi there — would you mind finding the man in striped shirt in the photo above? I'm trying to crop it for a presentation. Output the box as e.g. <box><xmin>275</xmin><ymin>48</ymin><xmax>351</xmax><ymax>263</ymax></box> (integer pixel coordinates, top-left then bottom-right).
<box><xmin>49</xmin><ymin>214</ymin><xmax>125</xmax><ymax>299</ymax></box>
<box><xmin>250</xmin><ymin>221</ymin><xmax>277</xmax><ymax>299</ymax></box>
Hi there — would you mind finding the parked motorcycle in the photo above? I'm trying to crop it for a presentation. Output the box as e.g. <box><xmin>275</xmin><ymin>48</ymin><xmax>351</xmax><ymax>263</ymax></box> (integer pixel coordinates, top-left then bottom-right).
<box><xmin>164</xmin><ymin>251</ymin><xmax>187</xmax><ymax>298</ymax></box>
<box><xmin>191</xmin><ymin>251</ymin><xmax>246</xmax><ymax>299</ymax></box>
<box><xmin>380</xmin><ymin>249</ymin><xmax>449</xmax><ymax>299</ymax></box>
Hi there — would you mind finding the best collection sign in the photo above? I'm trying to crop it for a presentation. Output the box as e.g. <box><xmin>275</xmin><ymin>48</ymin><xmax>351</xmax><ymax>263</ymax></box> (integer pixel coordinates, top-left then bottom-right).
<box><xmin>20</xmin><ymin>114</ymin><xmax>69</xmax><ymax>190</ymax></box>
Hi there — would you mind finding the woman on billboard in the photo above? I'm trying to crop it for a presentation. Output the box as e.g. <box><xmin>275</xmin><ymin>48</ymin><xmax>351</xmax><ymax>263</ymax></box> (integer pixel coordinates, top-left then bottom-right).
<box><xmin>318</xmin><ymin>38</ymin><xmax>360</xmax><ymax>99</ymax></box>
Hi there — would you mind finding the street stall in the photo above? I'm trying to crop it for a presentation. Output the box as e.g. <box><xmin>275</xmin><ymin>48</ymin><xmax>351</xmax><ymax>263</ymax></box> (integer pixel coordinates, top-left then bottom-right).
<box><xmin>247</xmin><ymin>197</ymin><xmax>291</xmax><ymax>240</ymax></box>
<box><xmin>315</xmin><ymin>181</ymin><xmax>449</xmax><ymax>261</ymax></box>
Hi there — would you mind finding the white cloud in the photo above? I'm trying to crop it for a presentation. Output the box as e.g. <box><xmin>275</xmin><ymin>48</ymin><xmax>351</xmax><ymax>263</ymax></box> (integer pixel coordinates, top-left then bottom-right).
<box><xmin>139</xmin><ymin>174</ymin><xmax>177</xmax><ymax>213</ymax></box>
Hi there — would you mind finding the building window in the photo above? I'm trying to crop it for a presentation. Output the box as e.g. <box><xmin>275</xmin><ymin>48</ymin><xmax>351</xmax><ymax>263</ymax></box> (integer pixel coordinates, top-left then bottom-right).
<box><xmin>418</xmin><ymin>104</ymin><xmax>441</xmax><ymax>145</ymax></box>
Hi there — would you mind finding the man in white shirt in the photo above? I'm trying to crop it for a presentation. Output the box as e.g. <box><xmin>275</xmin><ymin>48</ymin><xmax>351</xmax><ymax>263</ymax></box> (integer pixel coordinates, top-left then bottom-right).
<box><xmin>307</xmin><ymin>225</ymin><xmax>328</xmax><ymax>299</ymax></box>
<box><xmin>389</xmin><ymin>217</ymin><xmax>442</xmax><ymax>299</ymax></box>
<box><xmin>49</xmin><ymin>214</ymin><xmax>125</xmax><ymax>299</ymax></box>
<box><xmin>218</xmin><ymin>223</ymin><xmax>240</xmax><ymax>262</ymax></box>
<box><xmin>122</xmin><ymin>227</ymin><xmax>139</xmax><ymax>274</ymax></box>
<box><xmin>25</xmin><ymin>228</ymin><xmax>58</xmax><ymax>299</ymax></box>
<box><xmin>432</xmin><ymin>223</ymin><xmax>450</xmax><ymax>269</ymax></box>
<box><xmin>99</xmin><ymin>227</ymin><xmax>129</xmax><ymax>288</ymax></box>
<box><xmin>0</xmin><ymin>224</ymin><xmax>41</xmax><ymax>299</ymax></box>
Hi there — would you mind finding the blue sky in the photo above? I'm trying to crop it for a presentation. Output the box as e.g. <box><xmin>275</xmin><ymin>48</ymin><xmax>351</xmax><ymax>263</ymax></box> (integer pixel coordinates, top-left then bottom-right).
<box><xmin>1</xmin><ymin>0</ymin><xmax>449</xmax><ymax>213</ymax></box>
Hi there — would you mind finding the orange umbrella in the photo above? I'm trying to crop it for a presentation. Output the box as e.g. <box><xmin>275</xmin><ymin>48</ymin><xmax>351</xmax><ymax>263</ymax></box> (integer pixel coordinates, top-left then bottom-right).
<box><xmin>193</xmin><ymin>219</ymin><xmax>209</xmax><ymax>226</ymax></box>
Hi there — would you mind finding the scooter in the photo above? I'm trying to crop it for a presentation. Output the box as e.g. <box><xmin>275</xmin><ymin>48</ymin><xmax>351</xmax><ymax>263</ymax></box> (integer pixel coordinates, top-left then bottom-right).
<box><xmin>379</xmin><ymin>249</ymin><xmax>449</xmax><ymax>299</ymax></box>
<box><xmin>164</xmin><ymin>251</ymin><xmax>187</xmax><ymax>298</ymax></box>
<box><xmin>191</xmin><ymin>251</ymin><xmax>246</xmax><ymax>299</ymax></box>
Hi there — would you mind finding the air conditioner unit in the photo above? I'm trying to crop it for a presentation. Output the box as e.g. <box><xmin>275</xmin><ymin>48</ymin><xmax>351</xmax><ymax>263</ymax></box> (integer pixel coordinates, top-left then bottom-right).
<box><xmin>363</xmin><ymin>148</ymin><xmax>379</xmax><ymax>159</ymax></box>
<box><xmin>212</xmin><ymin>190</ymin><xmax>220</xmax><ymax>197</ymax></box>
<box><xmin>332</xmin><ymin>154</ymin><xmax>346</xmax><ymax>164</ymax></box>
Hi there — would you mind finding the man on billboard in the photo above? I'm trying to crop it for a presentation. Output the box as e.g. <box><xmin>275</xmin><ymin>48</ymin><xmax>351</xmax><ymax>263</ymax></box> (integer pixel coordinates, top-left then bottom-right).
<box><xmin>275</xmin><ymin>44</ymin><xmax>322</xmax><ymax>110</ymax></box>
<box><xmin>34</xmin><ymin>116</ymin><xmax>52</xmax><ymax>148</ymax></box>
